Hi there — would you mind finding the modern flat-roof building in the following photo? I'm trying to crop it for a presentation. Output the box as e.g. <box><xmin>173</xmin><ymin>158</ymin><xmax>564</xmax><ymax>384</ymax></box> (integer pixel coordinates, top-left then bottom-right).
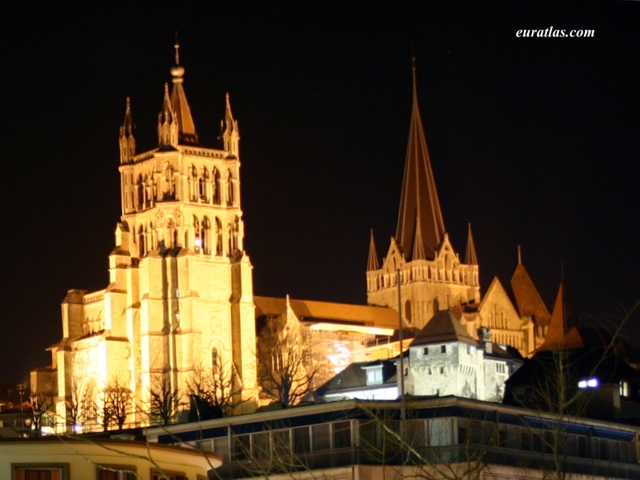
<box><xmin>147</xmin><ymin>397</ymin><xmax>640</xmax><ymax>479</ymax></box>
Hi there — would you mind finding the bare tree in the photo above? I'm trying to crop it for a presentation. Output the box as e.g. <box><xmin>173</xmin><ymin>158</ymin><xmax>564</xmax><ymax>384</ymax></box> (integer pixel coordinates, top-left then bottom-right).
<box><xmin>187</xmin><ymin>351</ymin><xmax>244</xmax><ymax>417</ymax></box>
<box><xmin>506</xmin><ymin>299</ymin><xmax>640</xmax><ymax>479</ymax></box>
<box><xmin>148</xmin><ymin>377</ymin><xmax>180</xmax><ymax>427</ymax></box>
<box><xmin>64</xmin><ymin>381</ymin><xmax>98</xmax><ymax>433</ymax></box>
<box><xmin>29</xmin><ymin>393</ymin><xmax>53</xmax><ymax>437</ymax></box>
<box><xmin>101</xmin><ymin>377</ymin><xmax>133</xmax><ymax>431</ymax></box>
<box><xmin>257</xmin><ymin>314</ymin><xmax>317</xmax><ymax>407</ymax></box>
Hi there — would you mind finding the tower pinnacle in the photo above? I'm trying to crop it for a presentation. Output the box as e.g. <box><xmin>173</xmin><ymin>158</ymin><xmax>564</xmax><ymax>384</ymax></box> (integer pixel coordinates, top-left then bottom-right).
<box><xmin>222</xmin><ymin>93</ymin><xmax>240</xmax><ymax>157</ymax></box>
<box><xmin>119</xmin><ymin>97</ymin><xmax>135</xmax><ymax>163</ymax></box>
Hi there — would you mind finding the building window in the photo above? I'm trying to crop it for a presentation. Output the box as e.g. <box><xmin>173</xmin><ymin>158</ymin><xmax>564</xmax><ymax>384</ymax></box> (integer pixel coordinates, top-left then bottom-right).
<box><xmin>151</xmin><ymin>470</ymin><xmax>187</xmax><ymax>480</ymax></box>
<box><xmin>620</xmin><ymin>381</ymin><xmax>629</xmax><ymax>397</ymax></box>
<box><xmin>293</xmin><ymin>426</ymin><xmax>311</xmax><ymax>454</ymax></box>
<box><xmin>423</xmin><ymin>347</ymin><xmax>429</xmax><ymax>355</ymax></box>
<box><xmin>13</xmin><ymin>464</ymin><xmax>69</xmax><ymax>480</ymax></box>
<box><xmin>440</xmin><ymin>345</ymin><xmax>447</xmax><ymax>353</ymax></box>
<box><xmin>365</xmin><ymin>367</ymin><xmax>383</xmax><ymax>386</ymax></box>
<box><xmin>332</xmin><ymin>421</ymin><xmax>352</xmax><ymax>449</ymax></box>
<box><xmin>98</xmin><ymin>466</ymin><xmax>137</xmax><ymax>480</ymax></box>
<box><xmin>495</xmin><ymin>363</ymin><xmax>506</xmax><ymax>374</ymax></box>
<box><xmin>312</xmin><ymin>423</ymin><xmax>331</xmax><ymax>451</ymax></box>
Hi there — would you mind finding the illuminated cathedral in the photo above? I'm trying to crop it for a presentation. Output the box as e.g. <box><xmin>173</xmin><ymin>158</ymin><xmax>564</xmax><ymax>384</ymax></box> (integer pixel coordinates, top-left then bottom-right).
<box><xmin>32</xmin><ymin>48</ymin><xmax>552</xmax><ymax>432</ymax></box>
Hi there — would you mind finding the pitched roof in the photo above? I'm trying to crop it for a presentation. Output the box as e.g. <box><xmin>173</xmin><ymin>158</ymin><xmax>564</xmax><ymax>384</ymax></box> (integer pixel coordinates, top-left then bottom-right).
<box><xmin>254</xmin><ymin>296</ymin><xmax>399</xmax><ymax>330</ymax></box>
<box><xmin>411</xmin><ymin>310</ymin><xmax>477</xmax><ymax>346</ymax></box>
<box><xmin>314</xmin><ymin>360</ymin><xmax>398</xmax><ymax>397</ymax></box>
<box><xmin>395</xmin><ymin>62</ymin><xmax>445</xmax><ymax>259</ymax></box>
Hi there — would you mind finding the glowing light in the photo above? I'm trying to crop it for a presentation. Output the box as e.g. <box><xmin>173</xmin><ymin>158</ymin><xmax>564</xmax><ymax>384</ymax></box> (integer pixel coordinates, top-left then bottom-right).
<box><xmin>578</xmin><ymin>377</ymin><xmax>600</xmax><ymax>389</ymax></box>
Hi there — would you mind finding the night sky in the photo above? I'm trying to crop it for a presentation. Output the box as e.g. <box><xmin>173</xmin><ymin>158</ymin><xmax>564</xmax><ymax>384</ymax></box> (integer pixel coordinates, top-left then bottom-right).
<box><xmin>3</xmin><ymin>2</ymin><xmax>639</xmax><ymax>384</ymax></box>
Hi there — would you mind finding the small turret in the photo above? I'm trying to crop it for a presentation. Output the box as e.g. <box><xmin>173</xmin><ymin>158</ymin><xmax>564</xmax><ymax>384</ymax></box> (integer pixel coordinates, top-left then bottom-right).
<box><xmin>158</xmin><ymin>83</ymin><xmax>178</xmax><ymax>148</ymax></box>
<box><xmin>169</xmin><ymin>42</ymin><xmax>198</xmax><ymax>145</ymax></box>
<box><xmin>119</xmin><ymin>97</ymin><xmax>135</xmax><ymax>163</ymax></box>
<box><xmin>222</xmin><ymin>93</ymin><xmax>240</xmax><ymax>157</ymax></box>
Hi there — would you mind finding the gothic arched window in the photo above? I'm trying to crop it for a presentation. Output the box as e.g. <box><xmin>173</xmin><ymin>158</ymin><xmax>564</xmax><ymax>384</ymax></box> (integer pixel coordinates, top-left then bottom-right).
<box><xmin>202</xmin><ymin>216</ymin><xmax>211</xmax><ymax>255</ymax></box>
<box><xmin>212</xmin><ymin>167</ymin><xmax>221</xmax><ymax>205</ymax></box>
<box><xmin>404</xmin><ymin>299</ymin><xmax>412</xmax><ymax>324</ymax></box>
<box><xmin>189</xmin><ymin>165</ymin><xmax>198</xmax><ymax>202</ymax></box>
<box><xmin>193</xmin><ymin>216</ymin><xmax>201</xmax><ymax>251</ymax></box>
<box><xmin>199</xmin><ymin>167</ymin><xmax>210</xmax><ymax>202</ymax></box>
<box><xmin>136</xmin><ymin>174</ymin><xmax>144</xmax><ymax>210</ymax></box>
<box><xmin>226</xmin><ymin>170</ymin><xmax>234</xmax><ymax>206</ymax></box>
<box><xmin>162</xmin><ymin>162</ymin><xmax>175</xmax><ymax>200</ymax></box>
<box><xmin>215</xmin><ymin>217</ymin><xmax>223</xmax><ymax>256</ymax></box>
<box><xmin>212</xmin><ymin>347</ymin><xmax>219</xmax><ymax>376</ymax></box>
<box><xmin>138</xmin><ymin>225</ymin><xmax>146</xmax><ymax>257</ymax></box>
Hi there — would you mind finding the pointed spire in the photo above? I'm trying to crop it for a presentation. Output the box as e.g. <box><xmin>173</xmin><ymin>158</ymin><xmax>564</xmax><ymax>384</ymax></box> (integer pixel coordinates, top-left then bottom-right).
<box><xmin>465</xmin><ymin>223</ymin><xmax>478</xmax><ymax>265</ymax></box>
<box><xmin>396</xmin><ymin>58</ymin><xmax>446</xmax><ymax>258</ymax></box>
<box><xmin>537</xmin><ymin>283</ymin><xmax>583</xmax><ymax>352</ymax></box>
<box><xmin>222</xmin><ymin>93</ymin><xmax>240</xmax><ymax>157</ymax></box>
<box><xmin>367</xmin><ymin>229</ymin><xmax>380</xmax><ymax>271</ymax></box>
<box><xmin>158</xmin><ymin>83</ymin><xmax>178</xmax><ymax>147</ymax></box>
<box><xmin>119</xmin><ymin>97</ymin><xmax>135</xmax><ymax>163</ymax></box>
<box><xmin>510</xmin><ymin>248</ymin><xmax>551</xmax><ymax>331</ymax></box>
<box><xmin>412</xmin><ymin>215</ymin><xmax>426</xmax><ymax>261</ymax></box>
<box><xmin>168</xmin><ymin>41</ymin><xmax>198</xmax><ymax>145</ymax></box>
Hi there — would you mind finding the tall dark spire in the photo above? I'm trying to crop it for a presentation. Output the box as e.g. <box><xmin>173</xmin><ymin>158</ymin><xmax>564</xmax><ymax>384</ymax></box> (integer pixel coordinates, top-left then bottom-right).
<box><xmin>395</xmin><ymin>58</ymin><xmax>445</xmax><ymax>258</ymax></box>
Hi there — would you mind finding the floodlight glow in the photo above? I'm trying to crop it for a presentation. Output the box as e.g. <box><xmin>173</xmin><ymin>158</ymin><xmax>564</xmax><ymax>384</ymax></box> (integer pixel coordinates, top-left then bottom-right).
<box><xmin>578</xmin><ymin>377</ymin><xmax>600</xmax><ymax>389</ymax></box>
<box><xmin>194</xmin><ymin>237</ymin><xmax>202</xmax><ymax>247</ymax></box>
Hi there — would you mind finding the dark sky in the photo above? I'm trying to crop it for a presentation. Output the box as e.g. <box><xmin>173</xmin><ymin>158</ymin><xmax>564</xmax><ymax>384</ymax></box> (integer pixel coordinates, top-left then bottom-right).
<box><xmin>3</xmin><ymin>1</ymin><xmax>639</xmax><ymax>383</ymax></box>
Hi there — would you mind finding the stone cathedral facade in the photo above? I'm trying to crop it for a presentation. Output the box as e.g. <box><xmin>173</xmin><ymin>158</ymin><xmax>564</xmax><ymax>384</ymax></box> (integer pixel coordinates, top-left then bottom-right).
<box><xmin>33</xmin><ymin>50</ymin><xmax>552</xmax><ymax>433</ymax></box>
<box><xmin>35</xmin><ymin>48</ymin><xmax>259</xmax><ymax>430</ymax></box>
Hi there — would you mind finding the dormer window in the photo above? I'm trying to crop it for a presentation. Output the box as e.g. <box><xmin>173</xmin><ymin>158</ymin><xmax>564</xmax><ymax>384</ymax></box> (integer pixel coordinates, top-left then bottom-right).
<box><xmin>363</xmin><ymin>365</ymin><xmax>384</xmax><ymax>386</ymax></box>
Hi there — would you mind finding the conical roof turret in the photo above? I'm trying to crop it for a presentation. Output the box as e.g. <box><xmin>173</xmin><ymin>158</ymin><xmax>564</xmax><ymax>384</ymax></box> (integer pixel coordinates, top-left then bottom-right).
<box><xmin>169</xmin><ymin>42</ymin><xmax>198</xmax><ymax>145</ymax></box>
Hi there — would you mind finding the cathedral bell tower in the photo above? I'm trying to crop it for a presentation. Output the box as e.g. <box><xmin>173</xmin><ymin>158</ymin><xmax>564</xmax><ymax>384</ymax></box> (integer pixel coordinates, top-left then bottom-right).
<box><xmin>366</xmin><ymin>61</ymin><xmax>480</xmax><ymax>330</ymax></box>
<box><xmin>111</xmin><ymin>42</ymin><xmax>258</xmax><ymax>414</ymax></box>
